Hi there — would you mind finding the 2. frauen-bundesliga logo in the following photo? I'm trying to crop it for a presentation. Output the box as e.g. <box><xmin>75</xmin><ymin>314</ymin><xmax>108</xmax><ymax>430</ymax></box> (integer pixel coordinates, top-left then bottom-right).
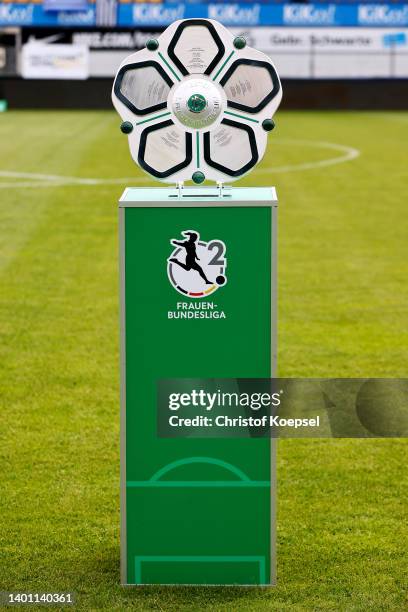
<box><xmin>167</xmin><ymin>230</ymin><xmax>227</xmax><ymax>298</ymax></box>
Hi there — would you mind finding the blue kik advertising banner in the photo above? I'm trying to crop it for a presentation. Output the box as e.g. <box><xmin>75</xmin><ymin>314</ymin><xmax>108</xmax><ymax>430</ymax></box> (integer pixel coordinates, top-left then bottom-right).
<box><xmin>118</xmin><ymin>4</ymin><xmax>408</xmax><ymax>28</ymax></box>
<box><xmin>0</xmin><ymin>4</ymin><xmax>95</xmax><ymax>26</ymax></box>
<box><xmin>43</xmin><ymin>0</ymin><xmax>88</xmax><ymax>12</ymax></box>
<box><xmin>1</xmin><ymin>3</ymin><xmax>408</xmax><ymax>28</ymax></box>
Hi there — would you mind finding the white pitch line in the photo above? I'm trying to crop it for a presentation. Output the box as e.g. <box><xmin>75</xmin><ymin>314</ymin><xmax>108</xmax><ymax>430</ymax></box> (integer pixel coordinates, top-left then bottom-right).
<box><xmin>254</xmin><ymin>139</ymin><xmax>360</xmax><ymax>175</ymax></box>
<box><xmin>0</xmin><ymin>170</ymin><xmax>149</xmax><ymax>184</ymax></box>
<box><xmin>0</xmin><ymin>170</ymin><xmax>74</xmax><ymax>181</ymax></box>
<box><xmin>0</xmin><ymin>176</ymin><xmax>152</xmax><ymax>189</ymax></box>
<box><xmin>0</xmin><ymin>139</ymin><xmax>360</xmax><ymax>189</ymax></box>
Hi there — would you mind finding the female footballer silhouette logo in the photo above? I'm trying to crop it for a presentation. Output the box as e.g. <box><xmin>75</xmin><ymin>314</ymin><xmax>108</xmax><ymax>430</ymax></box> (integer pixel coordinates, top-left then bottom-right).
<box><xmin>167</xmin><ymin>230</ymin><xmax>227</xmax><ymax>298</ymax></box>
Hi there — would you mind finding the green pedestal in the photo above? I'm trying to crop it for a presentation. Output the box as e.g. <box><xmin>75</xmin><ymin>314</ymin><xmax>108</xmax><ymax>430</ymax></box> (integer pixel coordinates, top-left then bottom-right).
<box><xmin>119</xmin><ymin>186</ymin><xmax>277</xmax><ymax>586</ymax></box>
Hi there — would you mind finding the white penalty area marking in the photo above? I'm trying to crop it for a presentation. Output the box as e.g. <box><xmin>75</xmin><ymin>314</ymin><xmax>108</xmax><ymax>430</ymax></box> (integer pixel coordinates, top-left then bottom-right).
<box><xmin>0</xmin><ymin>139</ymin><xmax>360</xmax><ymax>189</ymax></box>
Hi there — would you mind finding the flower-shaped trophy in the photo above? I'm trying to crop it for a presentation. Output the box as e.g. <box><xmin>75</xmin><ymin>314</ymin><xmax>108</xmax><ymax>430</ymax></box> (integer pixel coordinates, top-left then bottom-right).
<box><xmin>112</xmin><ymin>18</ymin><xmax>282</xmax><ymax>185</ymax></box>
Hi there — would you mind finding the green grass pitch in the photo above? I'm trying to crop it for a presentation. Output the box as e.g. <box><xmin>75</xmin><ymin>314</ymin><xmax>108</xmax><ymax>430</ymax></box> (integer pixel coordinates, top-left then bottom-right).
<box><xmin>0</xmin><ymin>110</ymin><xmax>407</xmax><ymax>610</ymax></box>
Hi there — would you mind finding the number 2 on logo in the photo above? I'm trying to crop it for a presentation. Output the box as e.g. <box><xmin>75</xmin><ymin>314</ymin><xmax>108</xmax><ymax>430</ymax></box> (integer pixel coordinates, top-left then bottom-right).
<box><xmin>208</xmin><ymin>241</ymin><xmax>226</xmax><ymax>266</ymax></box>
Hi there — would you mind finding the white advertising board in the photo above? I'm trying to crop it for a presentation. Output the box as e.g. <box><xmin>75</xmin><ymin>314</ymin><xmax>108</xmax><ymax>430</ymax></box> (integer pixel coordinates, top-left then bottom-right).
<box><xmin>21</xmin><ymin>43</ymin><xmax>89</xmax><ymax>79</ymax></box>
<box><xmin>232</xmin><ymin>27</ymin><xmax>408</xmax><ymax>52</ymax></box>
<box><xmin>21</xmin><ymin>28</ymin><xmax>407</xmax><ymax>79</ymax></box>
<box><xmin>231</xmin><ymin>27</ymin><xmax>408</xmax><ymax>78</ymax></box>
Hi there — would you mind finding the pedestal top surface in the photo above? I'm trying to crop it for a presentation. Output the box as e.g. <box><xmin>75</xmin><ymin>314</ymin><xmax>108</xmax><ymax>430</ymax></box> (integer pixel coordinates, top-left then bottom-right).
<box><xmin>119</xmin><ymin>186</ymin><xmax>277</xmax><ymax>206</ymax></box>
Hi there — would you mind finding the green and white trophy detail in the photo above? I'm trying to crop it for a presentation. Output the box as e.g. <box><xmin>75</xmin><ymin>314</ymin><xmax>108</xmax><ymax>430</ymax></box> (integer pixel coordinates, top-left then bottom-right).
<box><xmin>112</xmin><ymin>18</ymin><xmax>282</xmax><ymax>586</ymax></box>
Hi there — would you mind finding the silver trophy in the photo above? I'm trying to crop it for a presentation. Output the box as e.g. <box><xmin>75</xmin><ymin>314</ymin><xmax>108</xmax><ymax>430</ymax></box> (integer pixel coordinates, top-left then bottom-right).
<box><xmin>112</xmin><ymin>18</ymin><xmax>282</xmax><ymax>184</ymax></box>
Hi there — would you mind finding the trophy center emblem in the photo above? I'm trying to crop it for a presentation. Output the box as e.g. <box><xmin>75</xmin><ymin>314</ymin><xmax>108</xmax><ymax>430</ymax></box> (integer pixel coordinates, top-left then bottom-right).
<box><xmin>171</xmin><ymin>77</ymin><xmax>224</xmax><ymax>129</ymax></box>
<box><xmin>187</xmin><ymin>93</ymin><xmax>207</xmax><ymax>113</ymax></box>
